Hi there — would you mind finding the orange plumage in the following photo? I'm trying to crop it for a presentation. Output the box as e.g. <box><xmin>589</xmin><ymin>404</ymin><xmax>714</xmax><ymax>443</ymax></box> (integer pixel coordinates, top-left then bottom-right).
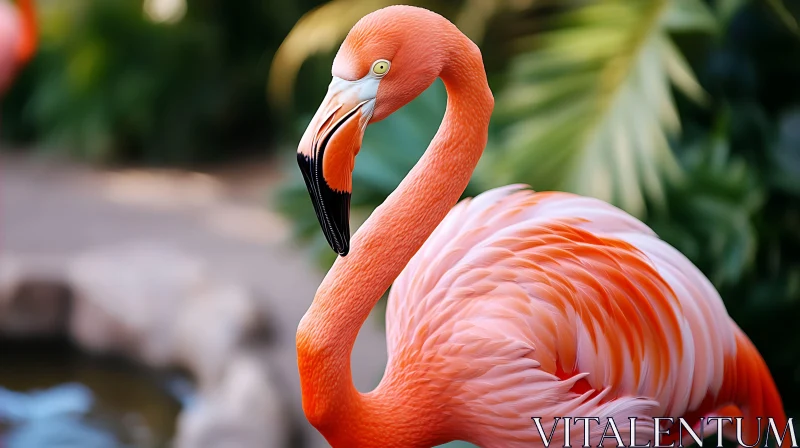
<box><xmin>295</xmin><ymin>6</ymin><xmax>786</xmax><ymax>447</ymax></box>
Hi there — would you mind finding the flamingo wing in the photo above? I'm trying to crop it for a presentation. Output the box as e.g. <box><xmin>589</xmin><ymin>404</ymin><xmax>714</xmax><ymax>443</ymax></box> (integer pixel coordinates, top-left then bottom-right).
<box><xmin>385</xmin><ymin>185</ymin><xmax>782</xmax><ymax>447</ymax></box>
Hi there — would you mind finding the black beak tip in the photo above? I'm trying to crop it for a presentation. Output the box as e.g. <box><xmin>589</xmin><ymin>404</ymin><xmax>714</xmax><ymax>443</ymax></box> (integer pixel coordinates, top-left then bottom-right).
<box><xmin>336</xmin><ymin>245</ymin><xmax>349</xmax><ymax>257</ymax></box>
<box><xmin>312</xmin><ymin>207</ymin><xmax>352</xmax><ymax>258</ymax></box>
<box><xmin>329</xmin><ymin>236</ymin><xmax>350</xmax><ymax>257</ymax></box>
<box><xmin>297</xmin><ymin>143</ymin><xmax>353</xmax><ymax>259</ymax></box>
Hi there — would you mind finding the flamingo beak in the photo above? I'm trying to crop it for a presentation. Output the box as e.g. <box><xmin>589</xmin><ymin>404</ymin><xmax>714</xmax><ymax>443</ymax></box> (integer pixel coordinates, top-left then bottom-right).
<box><xmin>297</xmin><ymin>77</ymin><xmax>377</xmax><ymax>256</ymax></box>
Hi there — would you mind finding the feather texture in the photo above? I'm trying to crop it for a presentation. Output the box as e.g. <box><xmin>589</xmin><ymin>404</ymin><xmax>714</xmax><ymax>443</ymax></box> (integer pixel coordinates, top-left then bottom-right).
<box><xmin>384</xmin><ymin>185</ymin><xmax>781</xmax><ymax>447</ymax></box>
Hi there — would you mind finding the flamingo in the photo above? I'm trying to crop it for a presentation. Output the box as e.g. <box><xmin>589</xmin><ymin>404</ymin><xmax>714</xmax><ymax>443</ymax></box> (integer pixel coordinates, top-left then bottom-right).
<box><xmin>0</xmin><ymin>0</ymin><xmax>36</xmax><ymax>96</ymax></box>
<box><xmin>295</xmin><ymin>6</ymin><xmax>786</xmax><ymax>448</ymax></box>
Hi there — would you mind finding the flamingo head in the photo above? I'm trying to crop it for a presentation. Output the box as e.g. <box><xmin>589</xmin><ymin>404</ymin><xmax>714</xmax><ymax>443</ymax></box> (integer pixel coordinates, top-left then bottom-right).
<box><xmin>297</xmin><ymin>6</ymin><xmax>451</xmax><ymax>256</ymax></box>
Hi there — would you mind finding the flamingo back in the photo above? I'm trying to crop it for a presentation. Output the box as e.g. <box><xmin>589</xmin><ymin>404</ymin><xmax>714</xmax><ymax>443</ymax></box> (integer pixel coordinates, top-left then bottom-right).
<box><xmin>384</xmin><ymin>185</ymin><xmax>783</xmax><ymax>447</ymax></box>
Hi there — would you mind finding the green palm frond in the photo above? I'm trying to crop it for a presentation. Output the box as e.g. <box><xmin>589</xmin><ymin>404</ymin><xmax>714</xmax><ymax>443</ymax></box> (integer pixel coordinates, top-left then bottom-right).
<box><xmin>650</xmin><ymin>133</ymin><xmax>764</xmax><ymax>287</ymax></box>
<box><xmin>484</xmin><ymin>0</ymin><xmax>716</xmax><ymax>217</ymax></box>
<box><xmin>765</xmin><ymin>0</ymin><xmax>800</xmax><ymax>38</ymax></box>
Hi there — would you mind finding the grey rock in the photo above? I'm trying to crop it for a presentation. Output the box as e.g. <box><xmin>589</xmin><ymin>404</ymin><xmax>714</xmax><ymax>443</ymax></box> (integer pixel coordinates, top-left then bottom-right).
<box><xmin>174</xmin><ymin>281</ymin><xmax>263</xmax><ymax>386</ymax></box>
<box><xmin>66</xmin><ymin>243</ymin><xmax>210</xmax><ymax>365</ymax></box>
<box><xmin>0</xmin><ymin>256</ymin><xmax>71</xmax><ymax>337</ymax></box>
<box><xmin>174</xmin><ymin>354</ymin><xmax>287</xmax><ymax>448</ymax></box>
<box><xmin>63</xmin><ymin>243</ymin><xmax>289</xmax><ymax>446</ymax></box>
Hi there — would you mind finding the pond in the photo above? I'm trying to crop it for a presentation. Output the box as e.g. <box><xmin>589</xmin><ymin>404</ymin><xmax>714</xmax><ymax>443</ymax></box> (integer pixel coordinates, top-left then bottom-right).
<box><xmin>0</xmin><ymin>338</ymin><xmax>191</xmax><ymax>448</ymax></box>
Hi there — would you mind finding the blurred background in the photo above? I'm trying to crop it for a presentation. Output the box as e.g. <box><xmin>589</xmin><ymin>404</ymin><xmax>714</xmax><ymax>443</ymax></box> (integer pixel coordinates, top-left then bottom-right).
<box><xmin>1</xmin><ymin>0</ymin><xmax>798</xmax><ymax>447</ymax></box>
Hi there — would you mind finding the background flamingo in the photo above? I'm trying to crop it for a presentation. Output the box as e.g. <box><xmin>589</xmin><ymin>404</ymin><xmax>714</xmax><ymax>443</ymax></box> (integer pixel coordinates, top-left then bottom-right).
<box><xmin>0</xmin><ymin>0</ymin><xmax>35</xmax><ymax>96</ymax></box>
<box><xmin>295</xmin><ymin>5</ymin><xmax>787</xmax><ymax>448</ymax></box>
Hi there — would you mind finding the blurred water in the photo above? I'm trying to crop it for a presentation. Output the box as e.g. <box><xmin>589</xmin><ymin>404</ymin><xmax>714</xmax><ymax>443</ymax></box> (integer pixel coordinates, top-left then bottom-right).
<box><xmin>0</xmin><ymin>339</ymin><xmax>186</xmax><ymax>448</ymax></box>
<box><xmin>0</xmin><ymin>383</ymin><xmax>93</xmax><ymax>422</ymax></box>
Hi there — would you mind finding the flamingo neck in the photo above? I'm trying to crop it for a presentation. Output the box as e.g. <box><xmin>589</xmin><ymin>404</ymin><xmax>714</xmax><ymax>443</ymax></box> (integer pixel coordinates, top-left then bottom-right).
<box><xmin>15</xmin><ymin>0</ymin><xmax>36</xmax><ymax>64</ymax></box>
<box><xmin>296</xmin><ymin>30</ymin><xmax>494</xmax><ymax>447</ymax></box>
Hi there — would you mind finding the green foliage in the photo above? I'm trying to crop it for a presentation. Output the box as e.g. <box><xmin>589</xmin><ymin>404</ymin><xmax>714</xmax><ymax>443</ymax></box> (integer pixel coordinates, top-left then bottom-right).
<box><xmin>648</xmin><ymin>113</ymin><xmax>764</xmax><ymax>287</ymax></box>
<box><xmin>1</xmin><ymin>0</ymin><xmax>326</xmax><ymax>164</ymax></box>
<box><xmin>486</xmin><ymin>0</ymin><xmax>715</xmax><ymax>217</ymax></box>
<box><xmin>649</xmin><ymin>0</ymin><xmax>800</xmax><ymax>416</ymax></box>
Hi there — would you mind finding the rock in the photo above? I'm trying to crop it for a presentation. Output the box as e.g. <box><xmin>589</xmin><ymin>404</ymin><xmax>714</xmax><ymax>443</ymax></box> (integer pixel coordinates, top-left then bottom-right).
<box><xmin>174</xmin><ymin>282</ymin><xmax>263</xmax><ymax>386</ymax></box>
<box><xmin>174</xmin><ymin>354</ymin><xmax>287</xmax><ymax>448</ymax></box>
<box><xmin>66</xmin><ymin>243</ymin><xmax>269</xmax><ymax>383</ymax></box>
<box><xmin>0</xmin><ymin>256</ymin><xmax>22</xmax><ymax>301</ymax></box>
<box><xmin>67</xmin><ymin>285</ymin><xmax>139</xmax><ymax>355</ymax></box>
<box><xmin>66</xmin><ymin>243</ymin><xmax>209</xmax><ymax>365</ymax></box>
<box><xmin>0</xmin><ymin>256</ymin><xmax>71</xmax><ymax>337</ymax></box>
<box><xmin>4</xmin><ymin>245</ymin><xmax>289</xmax><ymax>447</ymax></box>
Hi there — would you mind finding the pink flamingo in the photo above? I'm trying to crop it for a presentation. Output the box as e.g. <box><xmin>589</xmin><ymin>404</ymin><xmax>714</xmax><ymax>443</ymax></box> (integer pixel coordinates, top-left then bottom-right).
<box><xmin>295</xmin><ymin>6</ymin><xmax>786</xmax><ymax>448</ymax></box>
<box><xmin>0</xmin><ymin>0</ymin><xmax>36</xmax><ymax>96</ymax></box>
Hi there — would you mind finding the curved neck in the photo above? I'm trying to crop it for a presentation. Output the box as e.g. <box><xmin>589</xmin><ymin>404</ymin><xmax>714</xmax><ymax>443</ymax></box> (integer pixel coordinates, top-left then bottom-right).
<box><xmin>296</xmin><ymin>30</ymin><xmax>493</xmax><ymax>447</ymax></box>
<box><xmin>15</xmin><ymin>0</ymin><xmax>37</xmax><ymax>64</ymax></box>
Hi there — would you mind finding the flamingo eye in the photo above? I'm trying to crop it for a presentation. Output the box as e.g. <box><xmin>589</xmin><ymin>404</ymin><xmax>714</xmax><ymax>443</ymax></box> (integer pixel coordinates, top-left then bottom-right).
<box><xmin>371</xmin><ymin>60</ymin><xmax>390</xmax><ymax>77</ymax></box>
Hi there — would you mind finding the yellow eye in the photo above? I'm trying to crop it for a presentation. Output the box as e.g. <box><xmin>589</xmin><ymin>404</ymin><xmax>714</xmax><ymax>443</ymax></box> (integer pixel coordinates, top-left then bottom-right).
<box><xmin>371</xmin><ymin>60</ymin><xmax>390</xmax><ymax>76</ymax></box>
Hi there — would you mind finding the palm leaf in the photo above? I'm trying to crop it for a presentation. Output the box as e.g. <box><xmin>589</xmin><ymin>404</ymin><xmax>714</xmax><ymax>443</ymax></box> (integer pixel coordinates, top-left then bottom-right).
<box><xmin>765</xmin><ymin>0</ymin><xmax>800</xmax><ymax>38</ymax></box>
<box><xmin>483</xmin><ymin>0</ymin><xmax>716</xmax><ymax>217</ymax></box>
<box><xmin>648</xmin><ymin>129</ymin><xmax>764</xmax><ymax>287</ymax></box>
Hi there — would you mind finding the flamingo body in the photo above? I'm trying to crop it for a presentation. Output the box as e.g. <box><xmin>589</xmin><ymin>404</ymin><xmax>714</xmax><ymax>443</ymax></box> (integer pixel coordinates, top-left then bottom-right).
<box><xmin>294</xmin><ymin>6</ymin><xmax>785</xmax><ymax>447</ymax></box>
<box><xmin>386</xmin><ymin>185</ymin><xmax>782</xmax><ymax>446</ymax></box>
